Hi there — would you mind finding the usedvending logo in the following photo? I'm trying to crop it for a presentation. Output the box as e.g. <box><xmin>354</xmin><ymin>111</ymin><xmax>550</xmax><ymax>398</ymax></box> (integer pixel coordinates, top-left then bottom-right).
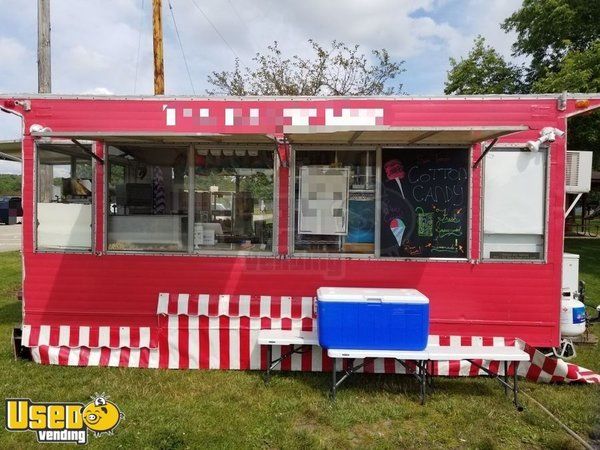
<box><xmin>5</xmin><ymin>393</ymin><xmax>123</xmax><ymax>444</ymax></box>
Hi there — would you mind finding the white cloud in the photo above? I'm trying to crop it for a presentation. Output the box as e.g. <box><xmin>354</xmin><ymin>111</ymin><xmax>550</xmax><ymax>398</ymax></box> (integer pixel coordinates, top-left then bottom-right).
<box><xmin>81</xmin><ymin>87</ymin><xmax>114</xmax><ymax>96</ymax></box>
<box><xmin>0</xmin><ymin>0</ymin><xmax>527</xmax><ymax>171</ymax></box>
<box><xmin>0</xmin><ymin>161</ymin><xmax>21</xmax><ymax>175</ymax></box>
<box><xmin>0</xmin><ymin>0</ymin><xmax>524</xmax><ymax>96</ymax></box>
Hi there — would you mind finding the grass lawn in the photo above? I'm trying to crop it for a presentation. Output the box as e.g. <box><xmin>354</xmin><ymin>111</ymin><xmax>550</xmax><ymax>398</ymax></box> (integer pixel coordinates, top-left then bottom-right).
<box><xmin>1</xmin><ymin>244</ymin><xmax>599</xmax><ymax>449</ymax></box>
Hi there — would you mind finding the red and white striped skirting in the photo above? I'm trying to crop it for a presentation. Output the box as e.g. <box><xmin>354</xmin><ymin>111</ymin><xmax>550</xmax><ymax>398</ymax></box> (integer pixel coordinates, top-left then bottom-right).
<box><xmin>23</xmin><ymin>293</ymin><xmax>600</xmax><ymax>384</ymax></box>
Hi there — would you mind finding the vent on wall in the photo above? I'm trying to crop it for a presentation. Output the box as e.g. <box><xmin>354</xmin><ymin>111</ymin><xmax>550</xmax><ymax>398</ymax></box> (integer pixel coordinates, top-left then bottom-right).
<box><xmin>566</xmin><ymin>151</ymin><xmax>593</xmax><ymax>193</ymax></box>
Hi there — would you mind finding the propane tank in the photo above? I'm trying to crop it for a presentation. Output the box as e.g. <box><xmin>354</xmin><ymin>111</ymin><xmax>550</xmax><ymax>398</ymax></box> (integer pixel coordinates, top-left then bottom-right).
<box><xmin>560</xmin><ymin>292</ymin><xmax>586</xmax><ymax>337</ymax></box>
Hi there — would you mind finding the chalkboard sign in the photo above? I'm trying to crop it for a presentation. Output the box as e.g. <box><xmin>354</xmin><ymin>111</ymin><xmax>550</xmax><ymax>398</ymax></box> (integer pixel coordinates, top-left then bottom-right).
<box><xmin>380</xmin><ymin>148</ymin><xmax>469</xmax><ymax>258</ymax></box>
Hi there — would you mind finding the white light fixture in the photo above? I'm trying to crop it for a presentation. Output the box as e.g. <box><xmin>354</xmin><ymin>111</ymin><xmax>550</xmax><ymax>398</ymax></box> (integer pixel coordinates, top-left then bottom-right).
<box><xmin>525</xmin><ymin>127</ymin><xmax>565</xmax><ymax>152</ymax></box>
<box><xmin>29</xmin><ymin>124</ymin><xmax>52</xmax><ymax>134</ymax></box>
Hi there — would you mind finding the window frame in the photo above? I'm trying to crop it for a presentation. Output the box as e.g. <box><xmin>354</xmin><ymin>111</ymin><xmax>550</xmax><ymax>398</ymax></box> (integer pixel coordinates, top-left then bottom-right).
<box><xmin>34</xmin><ymin>140</ymin><xmax>95</xmax><ymax>254</ymax></box>
<box><xmin>480</xmin><ymin>144</ymin><xmax>550</xmax><ymax>264</ymax></box>
<box><xmin>289</xmin><ymin>144</ymin><xmax>472</xmax><ymax>262</ymax></box>
<box><xmin>103</xmin><ymin>142</ymin><xmax>279</xmax><ymax>257</ymax></box>
<box><xmin>289</xmin><ymin>145</ymin><xmax>379</xmax><ymax>259</ymax></box>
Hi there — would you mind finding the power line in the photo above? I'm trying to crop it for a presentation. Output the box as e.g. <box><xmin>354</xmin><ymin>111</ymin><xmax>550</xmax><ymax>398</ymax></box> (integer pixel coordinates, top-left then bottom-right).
<box><xmin>168</xmin><ymin>0</ymin><xmax>196</xmax><ymax>94</ymax></box>
<box><xmin>226</xmin><ymin>0</ymin><xmax>257</xmax><ymax>52</ymax></box>
<box><xmin>133</xmin><ymin>0</ymin><xmax>145</xmax><ymax>94</ymax></box>
<box><xmin>189</xmin><ymin>0</ymin><xmax>243</xmax><ymax>64</ymax></box>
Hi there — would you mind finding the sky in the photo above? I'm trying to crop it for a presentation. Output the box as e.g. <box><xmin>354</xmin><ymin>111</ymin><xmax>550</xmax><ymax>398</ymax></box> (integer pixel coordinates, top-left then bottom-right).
<box><xmin>0</xmin><ymin>0</ymin><xmax>523</xmax><ymax>174</ymax></box>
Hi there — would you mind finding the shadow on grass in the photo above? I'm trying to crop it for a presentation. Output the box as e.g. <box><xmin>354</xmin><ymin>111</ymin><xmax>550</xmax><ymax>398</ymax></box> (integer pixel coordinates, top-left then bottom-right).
<box><xmin>0</xmin><ymin>298</ymin><xmax>21</xmax><ymax>325</ymax></box>
<box><xmin>266</xmin><ymin>370</ymin><xmax>497</xmax><ymax>400</ymax></box>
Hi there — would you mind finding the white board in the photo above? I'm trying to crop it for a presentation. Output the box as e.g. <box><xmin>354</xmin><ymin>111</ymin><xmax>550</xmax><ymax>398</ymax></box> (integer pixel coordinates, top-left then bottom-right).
<box><xmin>483</xmin><ymin>150</ymin><xmax>546</xmax><ymax>235</ymax></box>
<box><xmin>37</xmin><ymin>203</ymin><xmax>92</xmax><ymax>250</ymax></box>
<box><xmin>298</xmin><ymin>166</ymin><xmax>349</xmax><ymax>235</ymax></box>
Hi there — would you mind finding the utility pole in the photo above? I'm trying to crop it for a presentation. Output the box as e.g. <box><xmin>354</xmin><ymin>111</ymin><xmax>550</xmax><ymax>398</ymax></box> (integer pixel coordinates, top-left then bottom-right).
<box><xmin>37</xmin><ymin>0</ymin><xmax>51</xmax><ymax>93</ymax></box>
<box><xmin>152</xmin><ymin>0</ymin><xmax>165</xmax><ymax>95</ymax></box>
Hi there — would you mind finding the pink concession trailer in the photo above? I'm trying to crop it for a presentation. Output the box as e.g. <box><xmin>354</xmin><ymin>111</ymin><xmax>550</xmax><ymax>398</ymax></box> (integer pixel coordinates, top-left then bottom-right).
<box><xmin>1</xmin><ymin>93</ymin><xmax>598</xmax><ymax>370</ymax></box>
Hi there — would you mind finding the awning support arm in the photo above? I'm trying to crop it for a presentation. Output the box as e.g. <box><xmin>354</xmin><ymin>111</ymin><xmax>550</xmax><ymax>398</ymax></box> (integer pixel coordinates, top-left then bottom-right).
<box><xmin>276</xmin><ymin>137</ymin><xmax>290</xmax><ymax>168</ymax></box>
<box><xmin>472</xmin><ymin>138</ymin><xmax>499</xmax><ymax>169</ymax></box>
<box><xmin>71</xmin><ymin>139</ymin><xmax>104</xmax><ymax>164</ymax></box>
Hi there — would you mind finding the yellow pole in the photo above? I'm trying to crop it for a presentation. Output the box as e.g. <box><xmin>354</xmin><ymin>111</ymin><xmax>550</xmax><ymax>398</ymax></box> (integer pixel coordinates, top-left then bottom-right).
<box><xmin>152</xmin><ymin>0</ymin><xmax>164</xmax><ymax>95</ymax></box>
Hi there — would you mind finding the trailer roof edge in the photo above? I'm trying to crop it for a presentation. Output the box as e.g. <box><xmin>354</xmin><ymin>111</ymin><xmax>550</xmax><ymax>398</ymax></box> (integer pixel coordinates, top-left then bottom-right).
<box><xmin>0</xmin><ymin>93</ymin><xmax>598</xmax><ymax>101</ymax></box>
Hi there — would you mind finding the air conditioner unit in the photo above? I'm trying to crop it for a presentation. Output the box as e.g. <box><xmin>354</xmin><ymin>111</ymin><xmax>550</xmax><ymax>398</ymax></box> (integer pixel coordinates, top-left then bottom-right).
<box><xmin>566</xmin><ymin>151</ymin><xmax>593</xmax><ymax>193</ymax></box>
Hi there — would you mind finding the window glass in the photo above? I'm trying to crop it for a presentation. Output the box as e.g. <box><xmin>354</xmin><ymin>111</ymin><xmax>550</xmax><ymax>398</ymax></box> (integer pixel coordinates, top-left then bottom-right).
<box><xmin>36</xmin><ymin>143</ymin><xmax>93</xmax><ymax>251</ymax></box>
<box><xmin>294</xmin><ymin>150</ymin><xmax>376</xmax><ymax>254</ymax></box>
<box><xmin>380</xmin><ymin>148</ymin><xmax>469</xmax><ymax>258</ymax></box>
<box><xmin>193</xmin><ymin>149</ymin><xmax>274</xmax><ymax>252</ymax></box>
<box><xmin>483</xmin><ymin>148</ymin><xmax>546</xmax><ymax>260</ymax></box>
<box><xmin>107</xmin><ymin>145</ymin><xmax>188</xmax><ymax>252</ymax></box>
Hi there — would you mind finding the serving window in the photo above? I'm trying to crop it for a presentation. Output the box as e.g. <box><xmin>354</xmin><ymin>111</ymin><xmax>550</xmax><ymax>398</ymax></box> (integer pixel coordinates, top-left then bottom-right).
<box><xmin>106</xmin><ymin>144</ymin><xmax>274</xmax><ymax>254</ymax></box>
<box><xmin>293</xmin><ymin>149</ymin><xmax>376</xmax><ymax>255</ymax></box>
<box><xmin>292</xmin><ymin>147</ymin><xmax>469</xmax><ymax>259</ymax></box>
<box><xmin>482</xmin><ymin>148</ymin><xmax>547</xmax><ymax>260</ymax></box>
<box><xmin>192</xmin><ymin>148</ymin><xmax>274</xmax><ymax>253</ymax></box>
<box><xmin>107</xmin><ymin>145</ymin><xmax>188</xmax><ymax>252</ymax></box>
<box><xmin>36</xmin><ymin>143</ymin><xmax>93</xmax><ymax>251</ymax></box>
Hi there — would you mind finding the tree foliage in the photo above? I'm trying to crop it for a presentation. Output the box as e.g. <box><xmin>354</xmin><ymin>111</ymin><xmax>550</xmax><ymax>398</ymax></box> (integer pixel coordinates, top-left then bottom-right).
<box><xmin>503</xmin><ymin>1</ymin><xmax>600</xmax><ymax>159</ymax></box>
<box><xmin>532</xmin><ymin>41</ymin><xmax>600</xmax><ymax>93</ymax></box>
<box><xmin>0</xmin><ymin>174</ymin><xmax>21</xmax><ymax>196</ymax></box>
<box><xmin>444</xmin><ymin>36</ymin><xmax>523</xmax><ymax>95</ymax></box>
<box><xmin>207</xmin><ymin>40</ymin><xmax>404</xmax><ymax>96</ymax></box>
<box><xmin>502</xmin><ymin>0</ymin><xmax>600</xmax><ymax>83</ymax></box>
<box><xmin>445</xmin><ymin>0</ymin><xmax>600</xmax><ymax>164</ymax></box>
<box><xmin>534</xmin><ymin>42</ymin><xmax>600</xmax><ymax>156</ymax></box>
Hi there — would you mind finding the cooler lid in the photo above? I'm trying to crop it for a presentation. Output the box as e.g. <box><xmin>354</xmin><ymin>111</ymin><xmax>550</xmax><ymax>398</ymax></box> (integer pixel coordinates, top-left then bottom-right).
<box><xmin>317</xmin><ymin>287</ymin><xmax>428</xmax><ymax>304</ymax></box>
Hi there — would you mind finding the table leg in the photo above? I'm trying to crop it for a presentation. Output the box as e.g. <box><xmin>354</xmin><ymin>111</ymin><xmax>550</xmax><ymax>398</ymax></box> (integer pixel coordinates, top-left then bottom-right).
<box><xmin>419</xmin><ymin>360</ymin><xmax>426</xmax><ymax>405</ymax></box>
<box><xmin>264</xmin><ymin>345</ymin><xmax>272</xmax><ymax>384</ymax></box>
<box><xmin>466</xmin><ymin>359</ymin><xmax>524</xmax><ymax>412</ymax></box>
<box><xmin>428</xmin><ymin>360</ymin><xmax>434</xmax><ymax>391</ymax></box>
<box><xmin>330</xmin><ymin>359</ymin><xmax>337</xmax><ymax>400</ymax></box>
<box><xmin>503</xmin><ymin>361</ymin><xmax>508</xmax><ymax>396</ymax></box>
<box><xmin>513</xmin><ymin>362</ymin><xmax>523</xmax><ymax>412</ymax></box>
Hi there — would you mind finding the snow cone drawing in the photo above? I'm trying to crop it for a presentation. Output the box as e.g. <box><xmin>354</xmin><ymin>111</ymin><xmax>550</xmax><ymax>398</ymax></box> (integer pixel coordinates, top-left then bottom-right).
<box><xmin>384</xmin><ymin>159</ymin><xmax>406</xmax><ymax>198</ymax></box>
<box><xmin>390</xmin><ymin>217</ymin><xmax>406</xmax><ymax>246</ymax></box>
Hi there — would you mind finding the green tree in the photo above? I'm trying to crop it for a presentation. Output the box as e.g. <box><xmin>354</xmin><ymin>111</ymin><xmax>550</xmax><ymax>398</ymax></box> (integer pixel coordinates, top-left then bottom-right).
<box><xmin>502</xmin><ymin>0</ymin><xmax>600</xmax><ymax>84</ymax></box>
<box><xmin>447</xmin><ymin>1</ymin><xmax>600</xmax><ymax>164</ymax></box>
<box><xmin>0</xmin><ymin>174</ymin><xmax>22</xmax><ymax>196</ymax></box>
<box><xmin>444</xmin><ymin>36</ymin><xmax>523</xmax><ymax>95</ymax></box>
<box><xmin>240</xmin><ymin>172</ymin><xmax>272</xmax><ymax>202</ymax></box>
<box><xmin>531</xmin><ymin>42</ymin><xmax>600</xmax><ymax>160</ymax></box>
<box><xmin>207</xmin><ymin>40</ymin><xmax>405</xmax><ymax>96</ymax></box>
<box><xmin>532</xmin><ymin>41</ymin><xmax>600</xmax><ymax>93</ymax></box>
<box><xmin>502</xmin><ymin>0</ymin><xmax>600</xmax><ymax>161</ymax></box>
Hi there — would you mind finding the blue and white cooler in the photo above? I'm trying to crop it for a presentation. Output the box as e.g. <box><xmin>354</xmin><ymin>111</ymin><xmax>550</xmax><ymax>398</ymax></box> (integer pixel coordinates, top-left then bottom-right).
<box><xmin>316</xmin><ymin>287</ymin><xmax>429</xmax><ymax>350</ymax></box>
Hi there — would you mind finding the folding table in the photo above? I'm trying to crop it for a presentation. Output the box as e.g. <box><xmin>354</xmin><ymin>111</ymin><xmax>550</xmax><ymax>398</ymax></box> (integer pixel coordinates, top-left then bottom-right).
<box><xmin>257</xmin><ymin>329</ymin><xmax>531</xmax><ymax>410</ymax></box>
<box><xmin>328</xmin><ymin>345</ymin><xmax>530</xmax><ymax>409</ymax></box>
<box><xmin>257</xmin><ymin>329</ymin><xmax>319</xmax><ymax>382</ymax></box>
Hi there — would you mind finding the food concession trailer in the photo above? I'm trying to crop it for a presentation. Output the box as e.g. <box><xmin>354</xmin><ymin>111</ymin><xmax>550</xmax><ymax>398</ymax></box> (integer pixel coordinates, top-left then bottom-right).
<box><xmin>1</xmin><ymin>94</ymin><xmax>599</xmax><ymax>372</ymax></box>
